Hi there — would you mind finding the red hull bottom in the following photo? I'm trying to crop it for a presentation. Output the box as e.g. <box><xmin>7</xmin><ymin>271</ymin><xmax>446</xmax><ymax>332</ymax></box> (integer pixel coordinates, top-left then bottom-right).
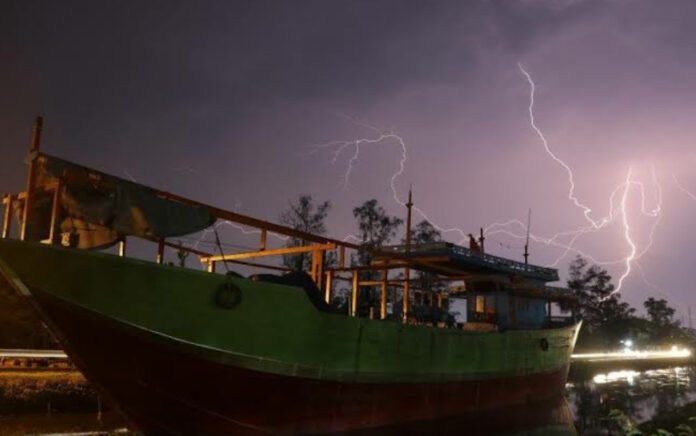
<box><xmin>34</xmin><ymin>289</ymin><xmax>571</xmax><ymax>435</ymax></box>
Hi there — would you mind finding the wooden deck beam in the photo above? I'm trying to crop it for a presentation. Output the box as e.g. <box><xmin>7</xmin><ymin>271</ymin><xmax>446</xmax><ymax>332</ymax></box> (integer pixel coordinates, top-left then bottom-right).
<box><xmin>47</xmin><ymin>180</ymin><xmax>62</xmax><ymax>244</ymax></box>
<box><xmin>2</xmin><ymin>195</ymin><xmax>13</xmax><ymax>239</ymax></box>
<box><xmin>202</xmin><ymin>243</ymin><xmax>335</xmax><ymax>263</ymax></box>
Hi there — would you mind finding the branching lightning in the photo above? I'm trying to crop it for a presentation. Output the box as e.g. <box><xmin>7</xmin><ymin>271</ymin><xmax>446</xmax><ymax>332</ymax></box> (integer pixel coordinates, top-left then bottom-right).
<box><xmin>313</xmin><ymin>64</ymin><xmax>664</xmax><ymax>298</ymax></box>
<box><xmin>490</xmin><ymin>65</ymin><xmax>663</xmax><ymax>295</ymax></box>
<box><xmin>518</xmin><ymin>64</ymin><xmax>609</xmax><ymax>230</ymax></box>
<box><xmin>673</xmin><ymin>174</ymin><xmax>696</xmax><ymax>201</ymax></box>
<box><xmin>311</xmin><ymin>117</ymin><xmax>469</xmax><ymax>242</ymax></box>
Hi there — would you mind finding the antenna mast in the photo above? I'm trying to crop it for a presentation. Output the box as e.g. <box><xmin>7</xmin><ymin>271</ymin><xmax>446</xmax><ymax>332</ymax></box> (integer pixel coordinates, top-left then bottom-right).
<box><xmin>524</xmin><ymin>208</ymin><xmax>531</xmax><ymax>264</ymax></box>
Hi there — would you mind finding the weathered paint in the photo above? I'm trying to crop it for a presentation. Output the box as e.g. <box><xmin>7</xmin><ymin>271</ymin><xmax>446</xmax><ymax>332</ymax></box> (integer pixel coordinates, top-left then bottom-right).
<box><xmin>0</xmin><ymin>239</ymin><xmax>580</xmax><ymax>434</ymax></box>
<box><xmin>0</xmin><ymin>239</ymin><xmax>578</xmax><ymax>383</ymax></box>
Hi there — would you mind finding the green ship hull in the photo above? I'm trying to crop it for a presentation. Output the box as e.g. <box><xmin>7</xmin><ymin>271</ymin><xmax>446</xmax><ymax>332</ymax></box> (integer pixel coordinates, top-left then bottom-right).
<box><xmin>0</xmin><ymin>238</ymin><xmax>580</xmax><ymax>434</ymax></box>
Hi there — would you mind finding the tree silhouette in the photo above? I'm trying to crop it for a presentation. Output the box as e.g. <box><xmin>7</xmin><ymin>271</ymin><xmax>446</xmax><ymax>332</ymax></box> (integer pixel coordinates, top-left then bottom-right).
<box><xmin>279</xmin><ymin>195</ymin><xmax>331</xmax><ymax>271</ymax></box>
<box><xmin>352</xmin><ymin>199</ymin><xmax>403</xmax><ymax>316</ymax></box>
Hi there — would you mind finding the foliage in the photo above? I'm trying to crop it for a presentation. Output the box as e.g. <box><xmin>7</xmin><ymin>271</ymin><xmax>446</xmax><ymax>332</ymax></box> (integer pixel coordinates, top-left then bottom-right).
<box><xmin>567</xmin><ymin>256</ymin><xmax>635</xmax><ymax>348</ymax></box>
<box><xmin>351</xmin><ymin>199</ymin><xmax>403</xmax><ymax>316</ymax></box>
<box><xmin>407</xmin><ymin>220</ymin><xmax>441</xmax><ymax>246</ymax></box>
<box><xmin>279</xmin><ymin>195</ymin><xmax>332</xmax><ymax>271</ymax></box>
<box><xmin>352</xmin><ymin>199</ymin><xmax>403</xmax><ymax>266</ymax></box>
<box><xmin>611</xmin><ymin>408</ymin><xmax>696</xmax><ymax>436</ymax></box>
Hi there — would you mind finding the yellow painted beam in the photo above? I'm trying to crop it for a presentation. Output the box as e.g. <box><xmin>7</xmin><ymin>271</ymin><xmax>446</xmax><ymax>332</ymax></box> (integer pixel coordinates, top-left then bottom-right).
<box><xmin>202</xmin><ymin>243</ymin><xmax>335</xmax><ymax>263</ymax></box>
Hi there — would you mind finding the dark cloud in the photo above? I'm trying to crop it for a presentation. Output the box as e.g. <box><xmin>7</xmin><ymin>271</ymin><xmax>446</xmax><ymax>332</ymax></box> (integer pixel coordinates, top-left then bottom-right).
<box><xmin>2</xmin><ymin>0</ymin><xmax>696</xmax><ymax>313</ymax></box>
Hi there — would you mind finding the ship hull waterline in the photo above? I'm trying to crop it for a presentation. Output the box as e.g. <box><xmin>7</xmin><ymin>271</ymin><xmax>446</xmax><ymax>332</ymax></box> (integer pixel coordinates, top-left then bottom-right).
<box><xmin>0</xmin><ymin>239</ymin><xmax>580</xmax><ymax>435</ymax></box>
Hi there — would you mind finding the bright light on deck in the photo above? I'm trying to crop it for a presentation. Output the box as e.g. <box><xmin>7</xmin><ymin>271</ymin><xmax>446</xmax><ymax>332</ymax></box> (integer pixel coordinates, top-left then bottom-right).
<box><xmin>572</xmin><ymin>346</ymin><xmax>692</xmax><ymax>362</ymax></box>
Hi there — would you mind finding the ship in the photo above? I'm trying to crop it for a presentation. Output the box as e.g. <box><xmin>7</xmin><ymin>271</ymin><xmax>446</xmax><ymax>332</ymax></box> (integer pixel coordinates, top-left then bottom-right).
<box><xmin>0</xmin><ymin>117</ymin><xmax>580</xmax><ymax>435</ymax></box>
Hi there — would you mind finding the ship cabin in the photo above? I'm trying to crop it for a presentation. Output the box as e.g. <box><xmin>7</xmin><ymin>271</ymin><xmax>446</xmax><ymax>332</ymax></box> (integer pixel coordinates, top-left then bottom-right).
<box><xmin>2</xmin><ymin>117</ymin><xmax>577</xmax><ymax>333</ymax></box>
<box><xmin>372</xmin><ymin>242</ymin><xmax>576</xmax><ymax>331</ymax></box>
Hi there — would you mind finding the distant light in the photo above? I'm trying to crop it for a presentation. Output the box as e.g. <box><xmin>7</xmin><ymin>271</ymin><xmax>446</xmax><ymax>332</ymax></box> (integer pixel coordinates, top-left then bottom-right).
<box><xmin>593</xmin><ymin>370</ymin><xmax>640</xmax><ymax>385</ymax></box>
<box><xmin>572</xmin><ymin>346</ymin><xmax>692</xmax><ymax>362</ymax></box>
<box><xmin>624</xmin><ymin>339</ymin><xmax>633</xmax><ymax>348</ymax></box>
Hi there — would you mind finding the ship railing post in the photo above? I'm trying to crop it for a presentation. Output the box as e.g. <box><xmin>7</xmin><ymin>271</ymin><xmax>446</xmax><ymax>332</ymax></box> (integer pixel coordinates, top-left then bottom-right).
<box><xmin>324</xmin><ymin>270</ymin><xmax>333</xmax><ymax>304</ymax></box>
<box><xmin>20</xmin><ymin>116</ymin><xmax>43</xmax><ymax>242</ymax></box>
<box><xmin>118</xmin><ymin>237</ymin><xmax>127</xmax><ymax>257</ymax></box>
<box><xmin>207</xmin><ymin>260</ymin><xmax>216</xmax><ymax>273</ymax></box>
<box><xmin>380</xmin><ymin>268</ymin><xmax>388</xmax><ymax>319</ymax></box>
<box><xmin>259</xmin><ymin>229</ymin><xmax>267</xmax><ymax>251</ymax></box>
<box><xmin>156</xmin><ymin>238</ymin><xmax>165</xmax><ymax>264</ymax></box>
<box><xmin>47</xmin><ymin>179</ymin><xmax>62</xmax><ymax>245</ymax></box>
<box><xmin>2</xmin><ymin>194</ymin><xmax>13</xmax><ymax>239</ymax></box>
<box><xmin>402</xmin><ymin>268</ymin><xmax>410</xmax><ymax>323</ymax></box>
<box><xmin>310</xmin><ymin>248</ymin><xmax>324</xmax><ymax>290</ymax></box>
<box><xmin>351</xmin><ymin>269</ymin><xmax>358</xmax><ymax>317</ymax></box>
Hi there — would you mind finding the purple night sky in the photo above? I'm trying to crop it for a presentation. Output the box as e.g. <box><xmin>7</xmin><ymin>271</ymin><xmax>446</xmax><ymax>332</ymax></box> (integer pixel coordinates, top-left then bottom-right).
<box><xmin>2</xmin><ymin>1</ymin><xmax>696</xmax><ymax>317</ymax></box>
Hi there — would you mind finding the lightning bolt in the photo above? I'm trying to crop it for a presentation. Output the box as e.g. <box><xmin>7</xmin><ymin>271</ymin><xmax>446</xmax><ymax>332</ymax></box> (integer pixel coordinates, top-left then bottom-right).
<box><xmin>518</xmin><ymin>63</ymin><xmax>610</xmax><ymax>230</ymax></box>
<box><xmin>311</xmin><ymin>116</ymin><xmax>469</xmax><ymax>242</ymax></box>
<box><xmin>616</xmin><ymin>167</ymin><xmax>637</xmax><ymax>293</ymax></box>
<box><xmin>490</xmin><ymin>64</ymin><xmax>664</xmax><ymax>295</ymax></box>
<box><xmin>309</xmin><ymin>65</ymin><xmax>664</xmax><ymax>301</ymax></box>
<box><xmin>673</xmin><ymin>174</ymin><xmax>696</xmax><ymax>201</ymax></box>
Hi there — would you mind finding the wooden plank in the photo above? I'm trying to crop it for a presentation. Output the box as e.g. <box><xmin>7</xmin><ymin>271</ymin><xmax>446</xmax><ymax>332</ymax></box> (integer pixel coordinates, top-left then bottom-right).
<box><xmin>324</xmin><ymin>271</ymin><xmax>333</xmax><ymax>304</ymax></box>
<box><xmin>380</xmin><ymin>269</ymin><xmax>387</xmax><ymax>320</ymax></box>
<box><xmin>202</xmin><ymin>243</ymin><xmax>335</xmax><ymax>263</ymax></box>
<box><xmin>156</xmin><ymin>239</ymin><xmax>165</xmax><ymax>264</ymax></box>
<box><xmin>157</xmin><ymin>239</ymin><xmax>210</xmax><ymax>257</ymax></box>
<box><xmin>151</xmin><ymin>190</ymin><xmax>359</xmax><ymax>250</ymax></box>
<box><xmin>311</xmin><ymin>249</ymin><xmax>324</xmax><ymax>289</ymax></box>
<box><xmin>351</xmin><ymin>269</ymin><xmax>358</xmax><ymax>317</ymax></box>
<box><xmin>227</xmin><ymin>259</ymin><xmax>291</xmax><ymax>273</ymax></box>
<box><xmin>118</xmin><ymin>238</ymin><xmax>127</xmax><ymax>257</ymax></box>
<box><xmin>47</xmin><ymin>180</ymin><xmax>61</xmax><ymax>244</ymax></box>
<box><xmin>2</xmin><ymin>195</ymin><xmax>13</xmax><ymax>239</ymax></box>
<box><xmin>260</xmin><ymin>229</ymin><xmax>267</xmax><ymax>251</ymax></box>
<box><xmin>403</xmin><ymin>266</ymin><xmax>410</xmax><ymax>322</ymax></box>
<box><xmin>20</xmin><ymin>117</ymin><xmax>43</xmax><ymax>241</ymax></box>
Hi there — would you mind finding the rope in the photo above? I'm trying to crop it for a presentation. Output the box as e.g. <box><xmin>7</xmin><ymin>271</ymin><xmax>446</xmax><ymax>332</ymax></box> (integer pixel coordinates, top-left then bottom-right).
<box><xmin>212</xmin><ymin>225</ymin><xmax>231</xmax><ymax>274</ymax></box>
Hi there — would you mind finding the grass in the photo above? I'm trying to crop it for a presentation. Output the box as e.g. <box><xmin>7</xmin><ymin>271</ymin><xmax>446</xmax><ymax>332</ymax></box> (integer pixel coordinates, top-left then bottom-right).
<box><xmin>0</xmin><ymin>369</ymin><xmax>98</xmax><ymax>414</ymax></box>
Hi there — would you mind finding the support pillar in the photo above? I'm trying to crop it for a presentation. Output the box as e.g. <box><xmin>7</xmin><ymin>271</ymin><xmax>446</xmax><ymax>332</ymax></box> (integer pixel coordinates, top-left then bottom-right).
<box><xmin>351</xmin><ymin>269</ymin><xmax>358</xmax><ymax>317</ymax></box>
<box><xmin>324</xmin><ymin>270</ymin><xmax>333</xmax><ymax>304</ymax></box>
<box><xmin>380</xmin><ymin>268</ymin><xmax>388</xmax><ymax>319</ymax></box>
<box><xmin>311</xmin><ymin>249</ymin><xmax>324</xmax><ymax>290</ymax></box>
<box><xmin>157</xmin><ymin>239</ymin><xmax>165</xmax><ymax>264</ymax></box>
<box><xmin>2</xmin><ymin>195</ymin><xmax>13</xmax><ymax>239</ymax></box>
<box><xmin>118</xmin><ymin>238</ymin><xmax>127</xmax><ymax>257</ymax></box>
<box><xmin>20</xmin><ymin>116</ymin><xmax>43</xmax><ymax>242</ymax></box>
<box><xmin>48</xmin><ymin>180</ymin><xmax>62</xmax><ymax>245</ymax></box>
